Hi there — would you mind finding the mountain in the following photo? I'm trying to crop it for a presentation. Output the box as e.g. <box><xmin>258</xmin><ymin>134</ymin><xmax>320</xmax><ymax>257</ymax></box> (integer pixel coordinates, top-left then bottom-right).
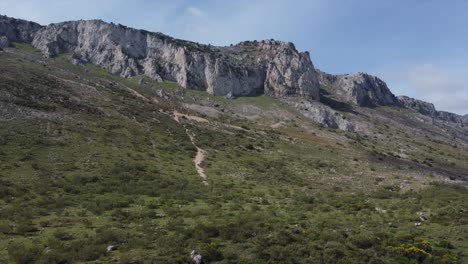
<box><xmin>1</xmin><ymin>14</ymin><xmax>465</xmax><ymax>128</ymax></box>
<box><xmin>1</xmin><ymin>16</ymin><xmax>320</xmax><ymax>99</ymax></box>
<box><xmin>0</xmin><ymin>15</ymin><xmax>467</xmax><ymax>263</ymax></box>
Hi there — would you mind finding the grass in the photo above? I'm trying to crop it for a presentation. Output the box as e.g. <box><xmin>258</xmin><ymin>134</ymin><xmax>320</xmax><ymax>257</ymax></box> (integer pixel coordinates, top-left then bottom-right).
<box><xmin>0</xmin><ymin>44</ymin><xmax>466</xmax><ymax>263</ymax></box>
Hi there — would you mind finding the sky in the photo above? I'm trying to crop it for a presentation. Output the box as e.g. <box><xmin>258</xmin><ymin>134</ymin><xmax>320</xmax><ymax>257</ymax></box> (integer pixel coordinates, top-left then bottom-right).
<box><xmin>1</xmin><ymin>0</ymin><xmax>467</xmax><ymax>114</ymax></box>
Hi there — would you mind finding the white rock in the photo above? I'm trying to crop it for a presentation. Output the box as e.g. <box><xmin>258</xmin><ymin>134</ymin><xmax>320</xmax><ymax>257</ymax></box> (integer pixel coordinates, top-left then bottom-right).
<box><xmin>191</xmin><ymin>250</ymin><xmax>202</xmax><ymax>264</ymax></box>
<box><xmin>30</xmin><ymin>22</ymin><xmax>320</xmax><ymax>100</ymax></box>
<box><xmin>316</xmin><ymin>69</ymin><xmax>398</xmax><ymax>106</ymax></box>
<box><xmin>106</xmin><ymin>245</ymin><xmax>118</xmax><ymax>252</ymax></box>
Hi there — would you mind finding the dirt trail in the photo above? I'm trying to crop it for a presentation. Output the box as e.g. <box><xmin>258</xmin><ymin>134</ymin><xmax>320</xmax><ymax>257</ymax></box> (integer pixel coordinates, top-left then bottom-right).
<box><xmin>186</xmin><ymin>129</ymin><xmax>208</xmax><ymax>185</ymax></box>
<box><xmin>171</xmin><ymin>111</ymin><xmax>209</xmax><ymax>185</ymax></box>
<box><xmin>173</xmin><ymin>111</ymin><xmax>209</xmax><ymax>123</ymax></box>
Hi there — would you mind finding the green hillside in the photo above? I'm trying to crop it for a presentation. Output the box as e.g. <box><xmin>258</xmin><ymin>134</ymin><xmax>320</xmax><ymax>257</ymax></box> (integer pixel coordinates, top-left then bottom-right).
<box><xmin>0</xmin><ymin>44</ymin><xmax>467</xmax><ymax>264</ymax></box>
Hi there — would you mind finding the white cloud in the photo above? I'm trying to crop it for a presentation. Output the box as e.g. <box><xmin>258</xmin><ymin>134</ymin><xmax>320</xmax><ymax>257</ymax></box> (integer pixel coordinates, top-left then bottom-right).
<box><xmin>380</xmin><ymin>64</ymin><xmax>468</xmax><ymax>115</ymax></box>
<box><xmin>168</xmin><ymin>0</ymin><xmax>336</xmax><ymax>46</ymax></box>
<box><xmin>185</xmin><ymin>6</ymin><xmax>204</xmax><ymax>18</ymax></box>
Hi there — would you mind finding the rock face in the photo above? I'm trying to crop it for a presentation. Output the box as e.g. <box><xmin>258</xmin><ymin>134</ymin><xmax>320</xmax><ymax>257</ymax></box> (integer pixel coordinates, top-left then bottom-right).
<box><xmin>290</xmin><ymin>99</ymin><xmax>354</xmax><ymax>131</ymax></box>
<box><xmin>316</xmin><ymin>70</ymin><xmax>398</xmax><ymax>106</ymax></box>
<box><xmin>437</xmin><ymin>111</ymin><xmax>465</xmax><ymax>124</ymax></box>
<box><xmin>31</xmin><ymin>20</ymin><xmax>320</xmax><ymax>99</ymax></box>
<box><xmin>1</xmin><ymin>15</ymin><xmax>465</xmax><ymax>132</ymax></box>
<box><xmin>0</xmin><ymin>15</ymin><xmax>42</xmax><ymax>43</ymax></box>
<box><xmin>398</xmin><ymin>96</ymin><xmax>467</xmax><ymax>126</ymax></box>
<box><xmin>0</xmin><ymin>36</ymin><xmax>9</xmax><ymax>48</ymax></box>
<box><xmin>397</xmin><ymin>96</ymin><xmax>437</xmax><ymax>117</ymax></box>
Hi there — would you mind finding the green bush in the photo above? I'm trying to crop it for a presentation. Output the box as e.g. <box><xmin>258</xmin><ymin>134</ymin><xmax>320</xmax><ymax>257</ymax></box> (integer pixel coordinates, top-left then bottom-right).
<box><xmin>8</xmin><ymin>240</ymin><xmax>43</xmax><ymax>264</ymax></box>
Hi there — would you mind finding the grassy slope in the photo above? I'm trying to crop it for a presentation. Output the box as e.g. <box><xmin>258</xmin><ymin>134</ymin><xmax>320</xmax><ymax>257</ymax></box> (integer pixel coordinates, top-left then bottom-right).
<box><xmin>0</xmin><ymin>44</ymin><xmax>466</xmax><ymax>264</ymax></box>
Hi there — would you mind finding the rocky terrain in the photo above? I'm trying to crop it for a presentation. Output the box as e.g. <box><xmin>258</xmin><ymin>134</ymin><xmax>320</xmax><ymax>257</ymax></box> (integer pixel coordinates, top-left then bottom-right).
<box><xmin>315</xmin><ymin>69</ymin><xmax>398</xmax><ymax>106</ymax></box>
<box><xmin>397</xmin><ymin>96</ymin><xmax>438</xmax><ymax>117</ymax></box>
<box><xmin>1</xmin><ymin>15</ymin><xmax>466</xmax><ymax>132</ymax></box>
<box><xmin>398</xmin><ymin>95</ymin><xmax>468</xmax><ymax>126</ymax></box>
<box><xmin>0</xmin><ymin>15</ymin><xmax>41</xmax><ymax>43</ymax></box>
<box><xmin>0</xmin><ymin>15</ymin><xmax>467</xmax><ymax>264</ymax></box>
<box><xmin>26</xmin><ymin>19</ymin><xmax>319</xmax><ymax>99</ymax></box>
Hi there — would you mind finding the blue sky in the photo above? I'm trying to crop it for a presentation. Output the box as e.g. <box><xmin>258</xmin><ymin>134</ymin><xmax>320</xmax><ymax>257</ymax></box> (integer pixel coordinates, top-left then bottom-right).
<box><xmin>1</xmin><ymin>0</ymin><xmax>467</xmax><ymax>114</ymax></box>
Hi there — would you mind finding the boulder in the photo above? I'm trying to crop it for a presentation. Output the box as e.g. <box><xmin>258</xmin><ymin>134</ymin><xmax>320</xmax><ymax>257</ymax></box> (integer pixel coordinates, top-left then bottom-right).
<box><xmin>191</xmin><ymin>250</ymin><xmax>202</xmax><ymax>264</ymax></box>
<box><xmin>106</xmin><ymin>245</ymin><xmax>118</xmax><ymax>252</ymax></box>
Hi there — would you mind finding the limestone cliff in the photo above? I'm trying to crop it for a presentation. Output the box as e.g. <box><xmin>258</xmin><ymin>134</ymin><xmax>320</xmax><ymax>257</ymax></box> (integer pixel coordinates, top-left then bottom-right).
<box><xmin>30</xmin><ymin>20</ymin><xmax>319</xmax><ymax>99</ymax></box>
<box><xmin>1</xmin><ymin>14</ymin><xmax>465</xmax><ymax>132</ymax></box>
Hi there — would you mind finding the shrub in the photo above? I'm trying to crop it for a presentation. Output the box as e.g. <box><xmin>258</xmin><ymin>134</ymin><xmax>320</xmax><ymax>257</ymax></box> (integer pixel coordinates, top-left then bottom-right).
<box><xmin>8</xmin><ymin>240</ymin><xmax>43</xmax><ymax>264</ymax></box>
<box><xmin>53</xmin><ymin>229</ymin><xmax>74</xmax><ymax>241</ymax></box>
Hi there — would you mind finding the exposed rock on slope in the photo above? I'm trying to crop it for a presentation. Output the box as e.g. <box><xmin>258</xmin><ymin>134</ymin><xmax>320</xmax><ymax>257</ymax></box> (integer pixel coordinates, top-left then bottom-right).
<box><xmin>1</xmin><ymin>14</ymin><xmax>465</xmax><ymax>133</ymax></box>
<box><xmin>437</xmin><ymin>111</ymin><xmax>466</xmax><ymax>125</ymax></box>
<box><xmin>289</xmin><ymin>99</ymin><xmax>355</xmax><ymax>131</ymax></box>
<box><xmin>0</xmin><ymin>15</ymin><xmax>42</xmax><ymax>43</ymax></box>
<box><xmin>397</xmin><ymin>96</ymin><xmax>437</xmax><ymax>117</ymax></box>
<box><xmin>316</xmin><ymin>70</ymin><xmax>398</xmax><ymax>106</ymax></box>
<box><xmin>0</xmin><ymin>36</ymin><xmax>9</xmax><ymax>48</ymax></box>
<box><xmin>30</xmin><ymin>20</ymin><xmax>320</xmax><ymax>99</ymax></box>
<box><xmin>398</xmin><ymin>96</ymin><xmax>467</xmax><ymax>126</ymax></box>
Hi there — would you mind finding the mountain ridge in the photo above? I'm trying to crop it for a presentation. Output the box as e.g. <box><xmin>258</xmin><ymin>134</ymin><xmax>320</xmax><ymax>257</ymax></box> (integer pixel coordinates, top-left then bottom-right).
<box><xmin>0</xmin><ymin>14</ymin><xmax>466</xmax><ymax>125</ymax></box>
<box><xmin>30</xmin><ymin>18</ymin><xmax>320</xmax><ymax>100</ymax></box>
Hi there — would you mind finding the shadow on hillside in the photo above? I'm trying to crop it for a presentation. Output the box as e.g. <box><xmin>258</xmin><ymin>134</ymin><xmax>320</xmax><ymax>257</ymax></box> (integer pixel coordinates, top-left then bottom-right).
<box><xmin>367</xmin><ymin>150</ymin><xmax>468</xmax><ymax>183</ymax></box>
<box><xmin>320</xmin><ymin>89</ymin><xmax>359</xmax><ymax>114</ymax></box>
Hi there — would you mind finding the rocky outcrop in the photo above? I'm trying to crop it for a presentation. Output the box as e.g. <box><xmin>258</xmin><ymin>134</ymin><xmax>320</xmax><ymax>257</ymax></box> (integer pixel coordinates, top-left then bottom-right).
<box><xmin>437</xmin><ymin>111</ymin><xmax>465</xmax><ymax>125</ymax></box>
<box><xmin>0</xmin><ymin>15</ymin><xmax>42</xmax><ymax>43</ymax></box>
<box><xmin>290</xmin><ymin>99</ymin><xmax>354</xmax><ymax>131</ymax></box>
<box><xmin>398</xmin><ymin>95</ymin><xmax>467</xmax><ymax>126</ymax></box>
<box><xmin>30</xmin><ymin>20</ymin><xmax>320</xmax><ymax>99</ymax></box>
<box><xmin>0</xmin><ymin>36</ymin><xmax>9</xmax><ymax>48</ymax></box>
<box><xmin>316</xmin><ymin>70</ymin><xmax>398</xmax><ymax>106</ymax></box>
<box><xmin>397</xmin><ymin>96</ymin><xmax>437</xmax><ymax>117</ymax></box>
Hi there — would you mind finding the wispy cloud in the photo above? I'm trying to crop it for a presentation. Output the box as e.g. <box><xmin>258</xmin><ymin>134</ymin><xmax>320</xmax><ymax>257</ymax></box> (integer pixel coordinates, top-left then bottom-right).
<box><xmin>185</xmin><ymin>6</ymin><xmax>204</xmax><ymax>18</ymax></box>
<box><xmin>381</xmin><ymin>64</ymin><xmax>468</xmax><ymax>115</ymax></box>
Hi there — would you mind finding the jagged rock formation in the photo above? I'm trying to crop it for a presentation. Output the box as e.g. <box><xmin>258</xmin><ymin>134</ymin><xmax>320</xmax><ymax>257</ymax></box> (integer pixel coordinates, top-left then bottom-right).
<box><xmin>316</xmin><ymin>70</ymin><xmax>398</xmax><ymax>106</ymax></box>
<box><xmin>0</xmin><ymin>15</ymin><xmax>42</xmax><ymax>43</ymax></box>
<box><xmin>1</xmin><ymin>14</ymin><xmax>465</xmax><ymax>132</ymax></box>
<box><xmin>437</xmin><ymin>111</ymin><xmax>465</xmax><ymax>125</ymax></box>
<box><xmin>398</xmin><ymin>96</ymin><xmax>467</xmax><ymax>126</ymax></box>
<box><xmin>29</xmin><ymin>20</ymin><xmax>319</xmax><ymax>99</ymax></box>
<box><xmin>397</xmin><ymin>96</ymin><xmax>437</xmax><ymax>117</ymax></box>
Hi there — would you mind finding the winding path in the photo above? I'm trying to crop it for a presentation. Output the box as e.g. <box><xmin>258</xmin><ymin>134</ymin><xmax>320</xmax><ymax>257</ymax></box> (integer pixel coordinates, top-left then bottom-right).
<box><xmin>171</xmin><ymin>111</ymin><xmax>209</xmax><ymax>185</ymax></box>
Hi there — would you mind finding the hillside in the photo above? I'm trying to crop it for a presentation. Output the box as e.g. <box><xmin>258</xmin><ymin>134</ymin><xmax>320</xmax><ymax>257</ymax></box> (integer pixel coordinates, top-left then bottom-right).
<box><xmin>0</xmin><ymin>16</ymin><xmax>467</xmax><ymax>264</ymax></box>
